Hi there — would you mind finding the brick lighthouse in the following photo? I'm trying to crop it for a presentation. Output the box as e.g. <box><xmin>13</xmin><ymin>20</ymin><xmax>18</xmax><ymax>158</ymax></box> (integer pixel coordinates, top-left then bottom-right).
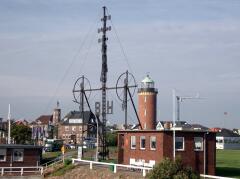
<box><xmin>138</xmin><ymin>74</ymin><xmax>158</xmax><ymax>130</ymax></box>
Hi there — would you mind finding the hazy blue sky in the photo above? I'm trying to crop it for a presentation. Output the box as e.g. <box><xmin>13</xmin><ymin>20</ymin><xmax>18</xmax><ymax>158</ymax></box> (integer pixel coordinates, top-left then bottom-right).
<box><xmin>0</xmin><ymin>0</ymin><xmax>240</xmax><ymax>129</ymax></box>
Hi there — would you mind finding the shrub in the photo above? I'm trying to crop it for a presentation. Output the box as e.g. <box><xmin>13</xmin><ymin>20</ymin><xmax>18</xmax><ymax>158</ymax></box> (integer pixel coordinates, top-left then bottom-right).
<box><xmin>64</xmin><ymin>158</ymin><xmax>72</xmax><ymax>166</ymax></box>
<box><xmin>147</xmin><ymin>158</ymin><xmax>200</xmax><ymax>179</ymax></box>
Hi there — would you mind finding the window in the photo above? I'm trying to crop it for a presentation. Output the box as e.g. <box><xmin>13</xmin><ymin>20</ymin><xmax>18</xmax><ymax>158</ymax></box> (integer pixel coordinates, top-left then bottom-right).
<box><xmin>72</xmin><ymin>126</ymin><xmax>76</xmax><ymax>131</ymax></box>
<box><xmin>13</xmin><ymin>149</ymin><xmax>24</xmax><ymax>162</ymax></box>
<box><xmin>0</xmin><ymin>149</ymin><xmax>6</xmax><ymax>162</ymax></box>
<box><xmin>140</xmin><ymin>136</ymin><xmax>146</xmax><ymax>150</ymax></box>
<box><xmin>79</xmin><ymin>126</ymin><xmax>82</xmax><ymax>131</ymax></box>
<box><xmin>175</xmin><ymin>137</ymin><xmax>184</xmax><ymax>151</ymax></box>
<box><xmin>194</xmin><ymin>137</ymin><xmax>203</xmax><ymax>151</ymax></box>
<box><xmin>131</xmin><ymin>136</ymin><xmax>136</xmax><ymax>149</ymax></box>
<box><xmin>65</xmin><ymin>126</ymin><xmax>69</xmax><ymax>131</ymax></box>
<box><xmin>144</xmin><ymin>96</ymin><xmax>147</xmax><ymax>102</ymax></box>
<box><xmin>144</xmin><ymin>109</ymin><xmax>147</xmax><ymax>116</ymax></box>
<box><xmin>150</xmin><ymin>136</ymin><xmax>156</xmax><ymax>150</ymax></box>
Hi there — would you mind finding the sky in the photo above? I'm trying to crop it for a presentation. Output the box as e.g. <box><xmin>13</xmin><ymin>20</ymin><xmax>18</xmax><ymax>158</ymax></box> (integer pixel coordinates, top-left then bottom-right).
<box><xmin>0</xmin><ymin>0</ymin><xmax>240</xmax><ymax>129</ymax></box>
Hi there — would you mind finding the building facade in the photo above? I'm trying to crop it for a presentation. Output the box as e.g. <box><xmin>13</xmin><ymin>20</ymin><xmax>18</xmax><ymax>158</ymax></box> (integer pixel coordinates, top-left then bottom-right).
<box><xmin>118</xmin><ymin>130</ymin><xmax>216</xmax><ymax>175</ymax></box>
<box><xmin>0</xmin><ymin>144</ymin><xmax>42</xmax><ymax>167</ymax></box>
<box><xmin>58</xmin><ymin>111</ymin><xmax>96</xmax><ymax>144</ymax></box>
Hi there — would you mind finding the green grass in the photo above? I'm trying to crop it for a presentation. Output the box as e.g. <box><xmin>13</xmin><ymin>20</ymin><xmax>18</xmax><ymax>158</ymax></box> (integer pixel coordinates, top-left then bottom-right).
<box><xmin>216</xmin><ymin>150</ymin><xmax>240</xmax><ymax>178</ymax></box>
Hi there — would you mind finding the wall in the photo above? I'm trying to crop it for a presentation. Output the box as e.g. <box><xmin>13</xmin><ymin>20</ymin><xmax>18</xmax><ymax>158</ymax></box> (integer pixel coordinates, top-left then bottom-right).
<box><xmin>0</xmin><ymin>148</ymin><xmax>41</xmax><ymax>167</ymax></box>
<box><xmin>118</xmin><ymin>130</ymin><xmax>216</xmax><ymax>175</ymax></box>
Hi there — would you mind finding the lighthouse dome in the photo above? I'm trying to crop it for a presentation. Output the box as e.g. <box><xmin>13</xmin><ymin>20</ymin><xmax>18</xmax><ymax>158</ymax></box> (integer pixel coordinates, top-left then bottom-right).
<box><xmin>141</xmin><ymin>74</ymin><xmax>154</xmax><ymax>88</ymax></box>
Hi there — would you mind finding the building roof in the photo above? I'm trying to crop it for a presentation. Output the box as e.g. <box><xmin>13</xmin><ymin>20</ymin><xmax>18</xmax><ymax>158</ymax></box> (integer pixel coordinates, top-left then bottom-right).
<box><xmin>35</xmin><ymin>115</ymin><xmax>53</xmax><ymax>125</ymax></box>
<box><xmin>141</xmin><ymin>74</ymin><xmax>154</xmax><ymax>83</ymax></box>
<box><xmin>216</xmin><ymin>128</ymin><xmax>240</xmax><ymax>137</ymax></box>
<box><xmin>0</xmin><ymin>144</ymin><xmax>42</xmax><ymax>149</ymax></box>
<box><xmin>60</xmin><ymin>111</ymin><xmax>95</xmax><ymax>125</ymax></box>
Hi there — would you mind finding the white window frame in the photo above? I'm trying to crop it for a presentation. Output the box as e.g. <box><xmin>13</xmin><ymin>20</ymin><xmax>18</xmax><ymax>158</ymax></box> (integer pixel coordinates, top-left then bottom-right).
<box><xmin>79</xmin><ymin>126</ymin><xmax>82</xmax><ymax>131</ymax></box>
<box><xmin>130</xmin><ymin>136</ymin><xmax>136</xmax><ymax>149</ymax></box>
<box><xmin>150</xmin><ymin>136</ymin><xmax>156</xmax><ymax>150</ymax></box>
<box><xmin>140</xmin><ymin>136</ymin><xmax>146</xmax><ymax>150</ymax></box>
<box><xmin>175</xmin><ymin>137</ymin><xmax>184</xmax><ymax>151</ymax></box>
<box><xmin>72</xmin><ymin>126</ymin><xmax>76</xmax><ymax>131</ymax></box>
<box><xmin>0</xmin><ymin>149</ymin><xmax>6</xmax><ymax>162</ymax></box>
<box><xmin>65</xmin><ymin>126</ymin><xmax>69</xmax><ymax>131</ymax></box>
<box><xmin>13</xmin><ymin>149</ymin><xmax>24</xmax><ymax>162</ymax></box>
<box><xmin>194</xmin><ymin>137</ymin><xmax>203</xmax><ymax>151</ymax></box>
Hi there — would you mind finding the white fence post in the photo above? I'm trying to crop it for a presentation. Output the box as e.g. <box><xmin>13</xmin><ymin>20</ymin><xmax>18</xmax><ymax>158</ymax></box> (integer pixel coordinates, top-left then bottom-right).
<box><xmin>40</xmin><ymin>167</ymin><xmax>43</xmax><ymax>175</ymax></box>
<box><xmin>1</xmin><ymin>168</ymin><xmax>4</xmax><ymax>176</ymax></box>
<box><xmin>90</xmin><ymin>162</ymin><xmax>93</xmax><ymax>170</ymax></box>
<box><xmin>114</xmin><ymin>164</ymin><xmax>117</xmax><ymax>173</ymax></box>
<box><xmin>143</xmin><ymin>169</ymin><xmax>146</xmax><ymax>177</ymax></box>
<box><xmin>21</xmin><ymin>168</ymin><xmax>23</xmax><ymax>176</ymax></box>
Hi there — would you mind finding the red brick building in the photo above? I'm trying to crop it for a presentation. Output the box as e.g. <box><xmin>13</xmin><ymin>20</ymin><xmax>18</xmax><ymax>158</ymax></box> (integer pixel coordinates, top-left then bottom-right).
<box><xmin>118</xmin><ymin>129</ymin><xmax>216</xmax><ymax>175</ymax></box>
<box><xmin>0</xmin><ymin>144</ymin><xmax>42</xmax><ymax>167</ymax></box>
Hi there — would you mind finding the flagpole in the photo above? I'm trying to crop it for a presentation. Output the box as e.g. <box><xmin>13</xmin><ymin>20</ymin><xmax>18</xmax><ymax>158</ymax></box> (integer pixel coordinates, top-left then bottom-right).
<box><xmin>8</xmin><ymin>104</ymin><xmax>11</xmax><ymax>144</ymax></box>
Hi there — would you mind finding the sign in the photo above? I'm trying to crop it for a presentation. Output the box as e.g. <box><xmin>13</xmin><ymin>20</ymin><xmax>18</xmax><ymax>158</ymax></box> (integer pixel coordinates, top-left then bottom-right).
<box><xmin>95</xmin><ymin>100</ymin><xmax>113</xmax><ymax>115</ymax></box>
<box><xmin>61</xmin><ymin>145</ymin><xmax>65</xmax><ymax>154</ymax></box>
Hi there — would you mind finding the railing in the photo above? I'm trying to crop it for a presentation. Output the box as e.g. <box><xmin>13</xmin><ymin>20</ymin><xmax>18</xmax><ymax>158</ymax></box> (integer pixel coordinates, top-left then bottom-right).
<box><xmin>200</xmin><ymin>174</ymin><xmax>236</xmax><ymax>179</ymax></box>
<box><xmin>72</xmin><ymin>158</ymin><xmax>153</xmax><ymax>177</ymax></box>
<box><xmin>42</xmin><ymin>156</ymin><xmax>63</xmax><ymax>169</ymax></box>
<box><xmin>0</xmin><ymin>166</ymin><xmax>43</xmax><ymax>176</ymax></box>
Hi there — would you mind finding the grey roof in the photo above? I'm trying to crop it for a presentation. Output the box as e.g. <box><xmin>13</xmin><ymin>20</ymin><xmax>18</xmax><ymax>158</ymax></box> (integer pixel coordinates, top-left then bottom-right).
<box><xmin>217</xmin><ymin>128</ymin><xmax>240</xmax><ymax>137</ymax></box>
<box><xmin>0</xmin><ymin>144</ymin><xmax>42</xmax><ymax>149</ymax></box>
<box><xmin>60</xmin><ymin>111</ymin><xmax>94</xmax><ymax>125</ymax></box>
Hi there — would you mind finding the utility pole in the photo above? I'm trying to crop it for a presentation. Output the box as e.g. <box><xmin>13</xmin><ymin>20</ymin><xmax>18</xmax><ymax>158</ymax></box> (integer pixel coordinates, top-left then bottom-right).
<box><xmin>98</xmin><ymin>6</ymin><xmax>111</xmax><ymax>160</ymax></box>
<box><xmin>7</xmin><ymin>104</ymin><xmax>11</xmax><ymax>144</ymax></box>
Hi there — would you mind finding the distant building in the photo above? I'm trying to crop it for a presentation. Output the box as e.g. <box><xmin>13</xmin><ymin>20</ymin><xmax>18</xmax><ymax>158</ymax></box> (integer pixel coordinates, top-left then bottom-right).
<box><xmin>0</xmin><ymin>118</ymin><xmax>7</xmax><ymax>144</ymax></box>
<box><xmin>30</xmin><ymin>104</ymin><xmax>61</xmax><ymax>145</ymax></box>
<box><xmin>30</xmin><ymin>115</ymin><xmax>53</xmax><ymax>145</ymax></box>
<box><xmin>216</xmin><ymin>128</ymin><xmax>240</xmax><ymax>150</ymax></box>
<box><xmin>58</xmin><ymin>111</ymin><xmax>96</xmax><ymax>144</ymax></box>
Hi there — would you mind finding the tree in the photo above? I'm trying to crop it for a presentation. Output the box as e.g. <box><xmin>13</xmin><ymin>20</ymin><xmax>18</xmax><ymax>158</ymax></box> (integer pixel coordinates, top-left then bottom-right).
<box><xmin>106</xmin><ymin>131</ymin><xmax>117</xmax><ymax>146</ymax></box>
<box><xmin>11</xmin><ymin>124</ymin><xmax>32</xmax><ymax>144</ymax></box>
<box><xmin>147</xmin><ymin>158</ymin><xmax>200</xmax><ymax>179</ymax></box>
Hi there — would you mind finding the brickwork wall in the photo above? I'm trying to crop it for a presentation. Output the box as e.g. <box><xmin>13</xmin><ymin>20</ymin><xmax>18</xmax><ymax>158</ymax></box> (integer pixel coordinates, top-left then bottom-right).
<box><xmin>0</xmin><ymin>148</ymin><xmax>41</xmax><ymax>167</ymax></box>
<box><xmin>118</xmin><ymin>131</ymin><xmax>216</xmax><ymax>175</ymax></box>
<box><xmin>138</xmin><ymin>92</ymin><xmax>157</xmax><ymax>130</ymax></box>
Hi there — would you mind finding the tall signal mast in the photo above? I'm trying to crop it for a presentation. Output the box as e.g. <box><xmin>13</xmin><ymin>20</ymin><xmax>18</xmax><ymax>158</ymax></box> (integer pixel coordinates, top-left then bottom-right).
<box><xmin>98</xmin><ymin>6</ymin><xmax>111</xmax><ymax>159</ymax></box>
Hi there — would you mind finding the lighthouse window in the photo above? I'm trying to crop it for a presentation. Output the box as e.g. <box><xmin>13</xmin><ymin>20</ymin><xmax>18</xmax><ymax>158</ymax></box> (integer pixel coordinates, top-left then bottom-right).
<box><xmin>150</xmin><ymin>136</ymin><xmax>156</xmax><ymax>150</ymax></box>
<box><xmin>144</xmin><ymin>96</ymin><xmax>147</xmax><ymax>102</ymax></box>
<box><xmin>144</xmin><ymin>109</ymin><xmax>147</xmax><ymax>116</ymax></box>
<box><xmin>140</xmin><ymin>136</ymin><xmax>146</xmax><ymax>150</ymax></box>
<box><xmin>130</xmin><ymin>136</ymin><xmax>136</xmax><ymax>149</ymax></box>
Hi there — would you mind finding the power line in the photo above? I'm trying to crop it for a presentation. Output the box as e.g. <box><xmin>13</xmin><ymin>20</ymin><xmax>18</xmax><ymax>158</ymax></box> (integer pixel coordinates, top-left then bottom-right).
<box><xmin>106</xmin><ymin>9</ymin><xmax>134</xmax><ymax>75</ymax></box>
<box><xmin>43</xmin><ymin>17</ymin><xmax>99</xmax><ymax>114</ymax></box>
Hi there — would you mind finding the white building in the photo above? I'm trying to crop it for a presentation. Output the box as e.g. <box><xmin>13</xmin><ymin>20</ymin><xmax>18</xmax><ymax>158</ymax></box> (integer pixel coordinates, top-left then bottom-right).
<box><xmin>216</xmin><ymin>128</ymin><xmax>240</xmax><ymax>150</ymax></box>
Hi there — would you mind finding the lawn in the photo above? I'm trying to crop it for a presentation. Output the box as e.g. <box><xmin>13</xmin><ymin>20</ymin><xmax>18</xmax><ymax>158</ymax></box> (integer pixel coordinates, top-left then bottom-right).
<box><xmin>216</xmin><ymin>150</ymin><xmax>240</xmax><ymax>178</ymax></box>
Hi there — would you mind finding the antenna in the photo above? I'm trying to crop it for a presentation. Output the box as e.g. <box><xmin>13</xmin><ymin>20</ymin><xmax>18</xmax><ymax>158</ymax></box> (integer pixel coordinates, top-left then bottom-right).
<box><xmin>175</xmin><ymin>92</ymin><xmax>205</xmax><ymax>121</ymax></box>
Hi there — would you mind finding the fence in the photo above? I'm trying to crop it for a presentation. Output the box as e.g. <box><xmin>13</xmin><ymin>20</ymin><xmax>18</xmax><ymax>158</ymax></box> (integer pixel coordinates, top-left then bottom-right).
<box><xmin>72</xmin><ymin>158</ymin><xmax>153</xmax><ymax>177</ymax></box>
<box><xmin>200</xmin><ymin>174</ymin><xmax>236</xmax><ymax>179</ymax></box>
<box><xmin>0</xmin><ymin>166</ymin><xmax>43</xmax><ymax>176</ymax></box>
